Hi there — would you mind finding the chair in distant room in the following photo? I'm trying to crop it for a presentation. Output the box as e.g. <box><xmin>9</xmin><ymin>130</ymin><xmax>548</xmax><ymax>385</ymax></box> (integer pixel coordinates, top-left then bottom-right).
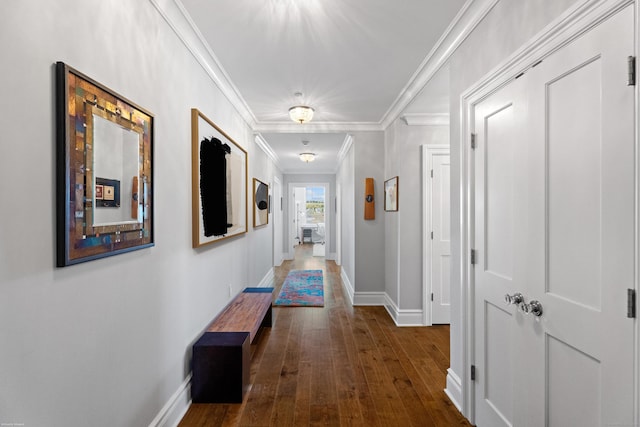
<box><xmin>302</xmin><ymin>227</ymin><xmax>313</xmax><ymax>243</ymax></box>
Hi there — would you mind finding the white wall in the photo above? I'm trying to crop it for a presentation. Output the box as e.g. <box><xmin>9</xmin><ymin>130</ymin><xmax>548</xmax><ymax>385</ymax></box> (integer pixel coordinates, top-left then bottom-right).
<box><xmin>0</xmin><ymin>1</ymin><xmax>276</xmax><ymax>425</ymax></box>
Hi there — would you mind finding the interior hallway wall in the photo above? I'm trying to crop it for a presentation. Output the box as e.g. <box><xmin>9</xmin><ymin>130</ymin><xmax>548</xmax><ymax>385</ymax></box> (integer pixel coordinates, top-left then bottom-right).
<box><xmin>384</xmin><ymin>118</ymin><xmax>450</xmax><ymax>312</ymax></box>
<box><xmin>0</xmin><ymin>1</ymin><xmax>277</xmax><ymax>425</ymax></box>
<box><xmin>353</xmin><ymin>132</ymin><xmax>386</xmax><ymax>294</ymax></box>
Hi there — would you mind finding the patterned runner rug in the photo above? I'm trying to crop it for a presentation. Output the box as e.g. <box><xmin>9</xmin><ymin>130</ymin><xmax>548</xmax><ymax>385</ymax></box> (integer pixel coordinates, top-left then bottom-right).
<box><xmin>274</xmin><ymin>269</ymin><xmax>324</xmax><ymax>307</ymax></box>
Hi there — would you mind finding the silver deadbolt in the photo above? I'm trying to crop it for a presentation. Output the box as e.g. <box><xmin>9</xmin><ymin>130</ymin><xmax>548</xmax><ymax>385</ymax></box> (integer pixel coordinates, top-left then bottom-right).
<box><xmin>504</xmin><ymin>292</ymin><xmax>524</xmax><ymax>305</ymax></box>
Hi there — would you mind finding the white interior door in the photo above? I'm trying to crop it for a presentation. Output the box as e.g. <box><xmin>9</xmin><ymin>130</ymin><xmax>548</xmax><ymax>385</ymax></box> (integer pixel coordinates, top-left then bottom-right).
<box><xmin>473</xmin><ymin>6</ymin><xmax>635</xmax><ymax>426</ymax></box>
<box><xmin>426</xmin><ymin>147</ymin><xmax>451</xmax><ymax>324</ymax></box>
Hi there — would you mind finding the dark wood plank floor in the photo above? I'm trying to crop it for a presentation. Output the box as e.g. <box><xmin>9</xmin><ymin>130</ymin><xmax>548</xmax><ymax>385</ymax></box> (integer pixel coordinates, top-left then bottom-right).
<box><xmin>179</xmin><ymin>244</ymin><xmax>471</xmax><ymax>426</ymax></box>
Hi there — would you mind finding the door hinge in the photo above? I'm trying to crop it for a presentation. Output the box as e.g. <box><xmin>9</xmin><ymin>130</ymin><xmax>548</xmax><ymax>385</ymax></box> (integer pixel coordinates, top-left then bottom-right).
<box><xmin>431</xmin><ymin>293</ymin><xmax>434</xmax><ymax>302</ymax></box>
<box><xmin>471</xmin><ymin>133</ymin><xmax>477</xmax><ymax>149</ymax></box>
<box><xmin>431</xmin><ymin>231</ymin><xmax>434</xmax><ymax>240</ymax></box>
<box><xmin>627</xmin><ymin>289</ymin><xmax>636</xmax><ymax>318</ymax></box>
<box><xmin>628</xmin><ymin>56</ymin><xmax>636</xmax><ymax>86</ymax></box>
<box><xmin>430</xmin><ymin>169</ymin><xmax>433</xmax><ymax>178</ymax></box>
<box><xmin>470</xmin><ymin>249</ymin><xmax>477</xmax><ymax>265</ymax></box>
<box><xmin>471</xmin><ymin>365</ymin><xmax>476</xmax><ymax>381</ymax></box>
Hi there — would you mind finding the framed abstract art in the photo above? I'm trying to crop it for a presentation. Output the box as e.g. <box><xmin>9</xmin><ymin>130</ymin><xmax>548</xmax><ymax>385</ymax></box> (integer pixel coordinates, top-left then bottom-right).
<box><xmin>191</xmin><ymin>108</ymin><xmax>248</xmax><ymax>248</ymax></box>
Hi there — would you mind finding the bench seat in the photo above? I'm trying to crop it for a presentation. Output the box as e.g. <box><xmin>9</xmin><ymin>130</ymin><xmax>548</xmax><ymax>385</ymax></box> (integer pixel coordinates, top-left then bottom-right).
<box><xmin>191</xmin><ymin>287</ymin><xmax>273</xmax><ymax>403</ymax></box>
<box><xmin>206</xmin><ymin>288</ymin><xmax>273</xmax><ymax>343</ymax></box>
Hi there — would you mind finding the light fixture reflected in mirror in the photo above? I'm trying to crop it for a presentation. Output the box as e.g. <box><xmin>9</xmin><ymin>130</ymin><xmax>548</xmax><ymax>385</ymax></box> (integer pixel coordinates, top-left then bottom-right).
<box><xmin>289</xmin><ymin>105</ymin><xmax>314</xmax><ymax>124</ymax></box>
<box><xmin>299</xmin><ymin>152</ymin><xmax>316</xmax><ymax>163</ymax></box>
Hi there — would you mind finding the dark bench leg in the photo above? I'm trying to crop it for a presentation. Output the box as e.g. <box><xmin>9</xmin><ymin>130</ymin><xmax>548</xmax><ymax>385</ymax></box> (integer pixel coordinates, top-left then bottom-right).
<box><xmin>191</xmin><ymin>332</ymin><xmax>250</xmax><ymax>403</ymax></box>
<box><xmin>261</xmin><ymin>305</ymin><xmax>272</xmax><ymax>328</ymax></box>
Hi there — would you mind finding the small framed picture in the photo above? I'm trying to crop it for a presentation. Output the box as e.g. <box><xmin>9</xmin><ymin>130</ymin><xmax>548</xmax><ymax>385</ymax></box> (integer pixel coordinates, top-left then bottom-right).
<box><xmin>384</xmin><ymin>176</ymin><xmax>399</xmax><ymax>212</ymax></box>
<box><xmin>253</xmin><ymin>178</ymin><xmax>269</xmax><ymax>227</ymax></box>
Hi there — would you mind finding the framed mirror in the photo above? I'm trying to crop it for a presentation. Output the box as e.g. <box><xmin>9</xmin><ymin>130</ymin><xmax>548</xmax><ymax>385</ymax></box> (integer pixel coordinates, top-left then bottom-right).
<box><xmin>55</xmin><ymin>62</ymin><xmax>154</xmax><ymax>266</ymax></box>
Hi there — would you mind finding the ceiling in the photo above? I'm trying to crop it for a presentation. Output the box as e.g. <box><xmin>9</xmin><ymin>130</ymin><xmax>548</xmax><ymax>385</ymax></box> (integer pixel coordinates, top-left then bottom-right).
<box><xmin>178</xmin><ymin>0</ymin><xmax>466</xmax><ymax>173</ymax></box>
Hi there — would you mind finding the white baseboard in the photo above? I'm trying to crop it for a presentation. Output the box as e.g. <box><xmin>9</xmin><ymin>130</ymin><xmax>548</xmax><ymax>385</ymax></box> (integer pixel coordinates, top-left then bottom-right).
<box><xmin>257</xmin><ymin>267</ymin><xmax>274</xmax><ymax>288</ymax></box>
<box><xmin>340</xmin><ymin>268</ymin><xmax>354</xmax><ymax>306</ymax></box>
<box><xmin>353</xmin><ymin>292</ymin><xmax>387</xmax><ymax>306</ymax></box>
<box><xmin>148</xmin><ymin>374</ymin><xmax>191</xmax><ymax>427</ymax></box>
<box><xmin>349</xmin><ymin>291</ymin><xmax>424</xmax><ymax>326</ymax></box>
<box><xmin>444</xmin><ymin>368</ymin><xmax>463</xmax><ymax>413</ymax></box>
<box><xmin>326</xmin><ymin>252</ymin><xmax>337</xmax><ymax>261</ymax></box>
<box><xmin>383</xmin><ymin>295</ymin><xmax>424</xmax><ymax>327</ymax></box>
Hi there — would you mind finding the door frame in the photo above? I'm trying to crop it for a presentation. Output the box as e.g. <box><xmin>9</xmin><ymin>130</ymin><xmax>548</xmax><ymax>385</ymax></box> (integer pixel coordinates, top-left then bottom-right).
<box><xmin>287</xmin><ymin>182</ymin><xmax>331</xmax><ymax>260</ymax></box>
<box><xmin>455</xmin><ymin>0</ymin><xmax>638</xmax><ymax>423</ymax></box>
<box><xmin>272</xmin><ymin>176</ymin><xmax>283</xmax><ymax>267</ymax></box>
<box><xmin>422</xmin><ymin>144</ymin><xmax>450</xmax><ymax>326</ymax></box>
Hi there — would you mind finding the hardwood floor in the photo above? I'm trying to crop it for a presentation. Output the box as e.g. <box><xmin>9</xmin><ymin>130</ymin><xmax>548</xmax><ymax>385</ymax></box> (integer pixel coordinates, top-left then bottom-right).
<box><xmin>178</xmin><ymin>244</ymin><xmax>471</xmax><ymax>426</ymax></box>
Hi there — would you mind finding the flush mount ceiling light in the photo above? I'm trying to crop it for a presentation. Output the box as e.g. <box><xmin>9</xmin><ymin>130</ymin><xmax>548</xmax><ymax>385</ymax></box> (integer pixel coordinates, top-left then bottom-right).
<box><xmin>299</xmin><ymin>140</ymin><xmax>315</xmax><ymax>162</ymax></box>
<box><xmin>289</xmin><ymin>105</ymin><xmax>315</xmax><ymax>124</ymax></box>
<box><xmin>299</xmin><ymin>152</ymin><xmax>316</xmax><ymax>163</ymax></box>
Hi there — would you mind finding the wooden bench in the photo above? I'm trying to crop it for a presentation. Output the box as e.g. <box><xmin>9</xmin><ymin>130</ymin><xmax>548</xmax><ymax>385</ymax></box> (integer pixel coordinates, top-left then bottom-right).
<box><xmin>191</xmin><ymin>287</ymin><xmax>273</xmax><ymax>403</ymax></box>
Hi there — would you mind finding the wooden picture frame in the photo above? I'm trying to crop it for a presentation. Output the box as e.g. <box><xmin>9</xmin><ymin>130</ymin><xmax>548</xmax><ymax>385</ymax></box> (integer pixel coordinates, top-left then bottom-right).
<box><xmin>253</xmin><ymin>178</ymin><xmax>269</xmax><ymax>228</ymax></box>
<box><xmin>55</xmin><ymin>62</ymin><xmax>154</xmax><ymax>267</ymax></box>
<box><xmin>191</xmin><ymin>108</ymin><xmax>248</xmax><ymax>247</ymax></box>
<box><xmin>384</xmin><ymin>176</ymin><xmax>399</xmax><ymax>212</ymax></box>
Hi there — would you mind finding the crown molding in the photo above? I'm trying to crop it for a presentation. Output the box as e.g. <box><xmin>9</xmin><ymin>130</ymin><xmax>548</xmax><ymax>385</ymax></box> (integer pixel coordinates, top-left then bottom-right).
<box><xmin>252</xmin><ymin>121</ymin><xmax>383</xmax><ymax>133</ymax></box>
<box><xmin>379</xmin><ymin>0</ymin><xmax>500</xmax><ymax>129</ymax></box>
<box><xmin>337</xmin><ymin>134</ymin><xmax>354</xmax><ymax>164</ymax></box>
<box><xmin>150</xmin><ymin>0</ymin><xmax>257</xmax><ymax>127</ymax></box>
<box><xmin>401</xmin><ymin>113</ymin><xmax>450</xmax><ymax>126</ymax></box>
<box><xmin>254</xmin><ymin>133</ymin><xmax>282</xmax><ymax>171</ymax></box>
<box><xmin>282</xmin><ymin>168</ymin><xmax>340</xmax><ymax>175</ymax></box>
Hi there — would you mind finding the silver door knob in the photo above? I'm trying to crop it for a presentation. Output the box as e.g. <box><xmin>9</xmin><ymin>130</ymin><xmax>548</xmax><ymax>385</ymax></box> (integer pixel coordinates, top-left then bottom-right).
<box><xmin>521</xmin><ymin>300</ymin><xmax>543</xmax><ymax>317</ymax></box>
<box><xmin>504</xmin><ymin>292</ymin><xmax>524</xmax><ymax>305</ymax></box>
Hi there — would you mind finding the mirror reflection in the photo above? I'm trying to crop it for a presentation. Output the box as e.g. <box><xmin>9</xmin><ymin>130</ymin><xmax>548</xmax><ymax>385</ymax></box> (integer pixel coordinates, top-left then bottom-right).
<box><xmin>92</xmin><ymin>114</ymin><xmax>141</xmax><ymax>226</ymax></box>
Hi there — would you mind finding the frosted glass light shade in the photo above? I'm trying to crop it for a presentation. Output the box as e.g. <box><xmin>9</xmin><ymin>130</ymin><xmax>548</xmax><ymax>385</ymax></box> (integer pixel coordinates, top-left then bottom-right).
<box><xmin>289</xmin><ymin>105</ymin><xmax>315</xmax><ymax>124</ymax></box>
<box><xmin>299</xmin><ymin>152</ymin><xmax>316</xmax><ymax>162</ymax></box>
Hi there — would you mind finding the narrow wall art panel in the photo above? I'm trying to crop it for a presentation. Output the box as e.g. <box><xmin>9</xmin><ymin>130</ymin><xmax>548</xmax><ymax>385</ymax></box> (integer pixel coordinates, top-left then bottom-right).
<box><xmin>191</xmin><ymin>109</ymin><xmax>248</xmax><ymax>248</ymax></box>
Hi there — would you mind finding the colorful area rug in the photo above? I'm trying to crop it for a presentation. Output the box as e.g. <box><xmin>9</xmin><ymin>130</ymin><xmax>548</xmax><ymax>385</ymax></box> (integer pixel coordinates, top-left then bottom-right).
<box><xmin>274</xmin><ymin>269</ymin><xmax>324</xmax><ymax>307</ymax></box>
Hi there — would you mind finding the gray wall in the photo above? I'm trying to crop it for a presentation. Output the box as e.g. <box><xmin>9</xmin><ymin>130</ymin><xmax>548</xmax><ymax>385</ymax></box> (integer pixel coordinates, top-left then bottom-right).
<box><xmin>384</xmin><ymin>119</ymin><xmax>450</xmax><ymax>309</ymax></box>
<box><xmin>0</xmin><ymin>1</ymin><xmax>277</xmax><ymax>425</ymax></box>
<box><xmin>353</xmin><ymin>132</ymin><xmax>386</xmax><ymax>293</ymax></box>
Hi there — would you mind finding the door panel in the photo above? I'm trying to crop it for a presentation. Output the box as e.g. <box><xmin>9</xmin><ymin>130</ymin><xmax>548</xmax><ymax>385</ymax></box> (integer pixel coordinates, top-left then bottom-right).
<box><xmin>547</xmin><ymin>335</ymin><xmax>601</xmax><ymax>427</ymax></box>
<box><xmin>484</xmin><ymin>104</ymin><xmax>516</xmax><ymax>281</ymax></box>
<box><xmin>546</xmin><ymin>57</ymin><xmax>602</xmax><ymax>309</ymax></box>
<box><xmin>484</xmin><ymin>302</ymin><xmax>514</xmax><ymax>425</ymax></box>
<box><xmin>474</xmin><ymin>78</ymin><xmax>526</xmax><ymax>427</ymax></box>
<box><xmin>530</xmin><ymin>6</ymin><xmax>635</xmax><ymax>425</ymax></box>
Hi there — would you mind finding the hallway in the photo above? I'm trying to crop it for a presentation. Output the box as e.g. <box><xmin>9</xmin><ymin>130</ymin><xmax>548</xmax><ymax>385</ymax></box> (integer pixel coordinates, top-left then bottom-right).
<box><xmin>179</xmin><ymin>244</ymin><xmax>470</xmax><ymax>426</ymax></box>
